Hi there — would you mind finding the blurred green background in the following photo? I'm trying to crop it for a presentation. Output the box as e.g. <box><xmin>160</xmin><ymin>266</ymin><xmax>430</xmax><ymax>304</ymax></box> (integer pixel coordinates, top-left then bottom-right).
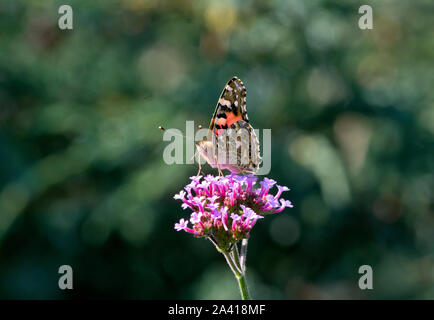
<box><xmin>0</xmin><ymin>0</ymin><xmax>433</xmax><ymax>299</ymax></box>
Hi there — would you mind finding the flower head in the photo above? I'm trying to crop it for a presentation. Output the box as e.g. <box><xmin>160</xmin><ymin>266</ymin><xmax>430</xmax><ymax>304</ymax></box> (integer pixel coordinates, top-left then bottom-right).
<box><xmin>173</xmin><ymin>174</ymin><xmax>293</xmax><ymax>249</ymax></box>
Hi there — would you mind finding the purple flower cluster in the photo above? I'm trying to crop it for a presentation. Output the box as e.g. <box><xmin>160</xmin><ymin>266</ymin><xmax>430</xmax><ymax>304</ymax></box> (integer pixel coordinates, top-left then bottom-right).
<box><xmin>174</xmin><ymin>174</ymin><xmax>293</xmax><ymax>249</ymax></box>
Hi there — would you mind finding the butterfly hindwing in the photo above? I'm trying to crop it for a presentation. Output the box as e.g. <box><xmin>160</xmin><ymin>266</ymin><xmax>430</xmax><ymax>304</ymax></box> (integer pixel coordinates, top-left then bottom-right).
<box><xmin>218</xmin><ymin>119</ymin><xmax>261</xmax><ymax>173</ymax></box>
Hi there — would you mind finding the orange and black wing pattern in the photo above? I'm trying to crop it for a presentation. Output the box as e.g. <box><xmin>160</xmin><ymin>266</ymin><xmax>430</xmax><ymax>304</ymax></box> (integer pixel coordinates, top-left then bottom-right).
<box><xmin>207</xmin><ymin>77</ymin><xmax>249</xmax><ymax>139</ymax></box>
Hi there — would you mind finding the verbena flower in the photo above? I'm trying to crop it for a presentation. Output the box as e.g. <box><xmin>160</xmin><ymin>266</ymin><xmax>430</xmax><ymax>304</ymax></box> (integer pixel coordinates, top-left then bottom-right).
<box><xmin>173</xmin><ymin>174</ymin><xmax>293</xmax><ymax>250</ymax></box>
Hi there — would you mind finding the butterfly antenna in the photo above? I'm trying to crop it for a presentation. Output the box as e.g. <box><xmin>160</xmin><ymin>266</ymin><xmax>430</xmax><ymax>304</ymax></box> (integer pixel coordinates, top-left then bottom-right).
<box><xmin>158</xmin><ymin>125</ymin><xmax>188</xmax><ymax>139</ymax></box>
<box><xmin>159</xmin><ymin>125</ymin><xmax>202</xmax><ymax>174</ymax></box>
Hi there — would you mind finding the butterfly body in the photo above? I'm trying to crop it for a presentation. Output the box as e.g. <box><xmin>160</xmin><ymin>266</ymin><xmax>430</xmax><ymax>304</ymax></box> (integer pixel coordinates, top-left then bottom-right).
<box><xmin>196</xmin><ymin>77</ymin><xmax>262</xmax><ymax>175</ymax></box>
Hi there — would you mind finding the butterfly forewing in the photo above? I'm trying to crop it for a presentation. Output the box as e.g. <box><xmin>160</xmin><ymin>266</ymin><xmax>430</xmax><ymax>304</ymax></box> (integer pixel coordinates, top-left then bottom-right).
<box><xmin>198</xmin><ymin>77</ymin><xmax>262</xmax><ymax>174</ymax></box>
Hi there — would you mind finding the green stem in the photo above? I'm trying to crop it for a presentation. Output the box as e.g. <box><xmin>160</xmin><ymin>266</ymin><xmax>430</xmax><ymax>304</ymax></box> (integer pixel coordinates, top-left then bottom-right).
<box><xmin>209</xmin><ymin>237</ymin><xmax>251</xmax><ymax>300</ymax></box>
<box><xmin>240</xmin><ymin>239</ymin><xmax>248</xmax><ymax>272</ymax></box>
<box><xmin>221</xmin><ymin>250</ymin><xmax>242</xmax><ymax>276</ymax></box>
<box><xmin>232</xmin><ymin>244</ymin><xmax>242</xmax><ymax>272</ymax></box>
<box><xmin>221</xmin><ymin>250</ymin><xmax>250</xmax><ymax>300</ymax></box>
<box><xmin>236</xmin><ymin>273</ymin><xmax>250</xmax><ymax>300</ymax></box>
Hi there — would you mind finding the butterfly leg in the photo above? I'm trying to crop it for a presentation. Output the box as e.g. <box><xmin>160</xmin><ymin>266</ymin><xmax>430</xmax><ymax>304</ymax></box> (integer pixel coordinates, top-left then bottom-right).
<box><xmin>196</xmin><ymin>153</ymin><xmax>202</xmax><ymax>176</ymax></box>
<box><xmin>215</xmin><ymin>156</ymin><xmax>224</xmax><ymax>177</ymax></box>
<box><xmin>211</xmin><ymin>151</ymin><xmax>224</xmax><ymax>177</ymax></box>
<box><xmin>218</xmin><ymin>167</ymin><xmax>224</xmax><ymax>177</ymax></box>
<box><xmin>217</xmin><ymin>162</ymin><xmax>224</xmax><ymax>177</ymax></box>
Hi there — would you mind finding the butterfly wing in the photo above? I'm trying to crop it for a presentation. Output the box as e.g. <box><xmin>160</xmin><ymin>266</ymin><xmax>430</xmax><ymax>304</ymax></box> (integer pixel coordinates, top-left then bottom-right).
<box><xmin>200</xmin><ymin>76</ymin><xmax>262</xmax><ymax>173</ymax></box>
<box><xmin>206</xmin><ymin>77</ymin><xmax>249</xmax><ymax>139</ymax></box>
<box><xmin>223</xmin><ymin>119</ymin><xmax>262</xmax><ymax>173</ymax></box>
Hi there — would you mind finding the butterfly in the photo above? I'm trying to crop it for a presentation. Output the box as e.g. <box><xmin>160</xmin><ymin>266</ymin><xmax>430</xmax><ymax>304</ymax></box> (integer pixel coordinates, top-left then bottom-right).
<box><xmin>196</xmin><ymin>77</ymin><xmax>262</xmax><ymax>175</ymax></box>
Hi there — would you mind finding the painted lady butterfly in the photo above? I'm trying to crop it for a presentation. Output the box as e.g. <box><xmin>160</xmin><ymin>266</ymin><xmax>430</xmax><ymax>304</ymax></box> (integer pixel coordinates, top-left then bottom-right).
<box><xmin>196</xmin><ymin>77</ymin><xmax>262</xmax><ymax>175</ymax></box>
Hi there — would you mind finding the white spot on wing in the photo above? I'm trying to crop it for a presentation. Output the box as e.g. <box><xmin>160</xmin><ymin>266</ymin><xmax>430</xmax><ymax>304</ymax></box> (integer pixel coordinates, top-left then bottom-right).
<box><xmin>219</xmin><ymin>98</ymin><xmax>231</xmax><ymax>107</ymax></box>
<box><xmin>234</xmin><ymin>82</ymin><xmax>243</xmax><ymax>91</ymax></box>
